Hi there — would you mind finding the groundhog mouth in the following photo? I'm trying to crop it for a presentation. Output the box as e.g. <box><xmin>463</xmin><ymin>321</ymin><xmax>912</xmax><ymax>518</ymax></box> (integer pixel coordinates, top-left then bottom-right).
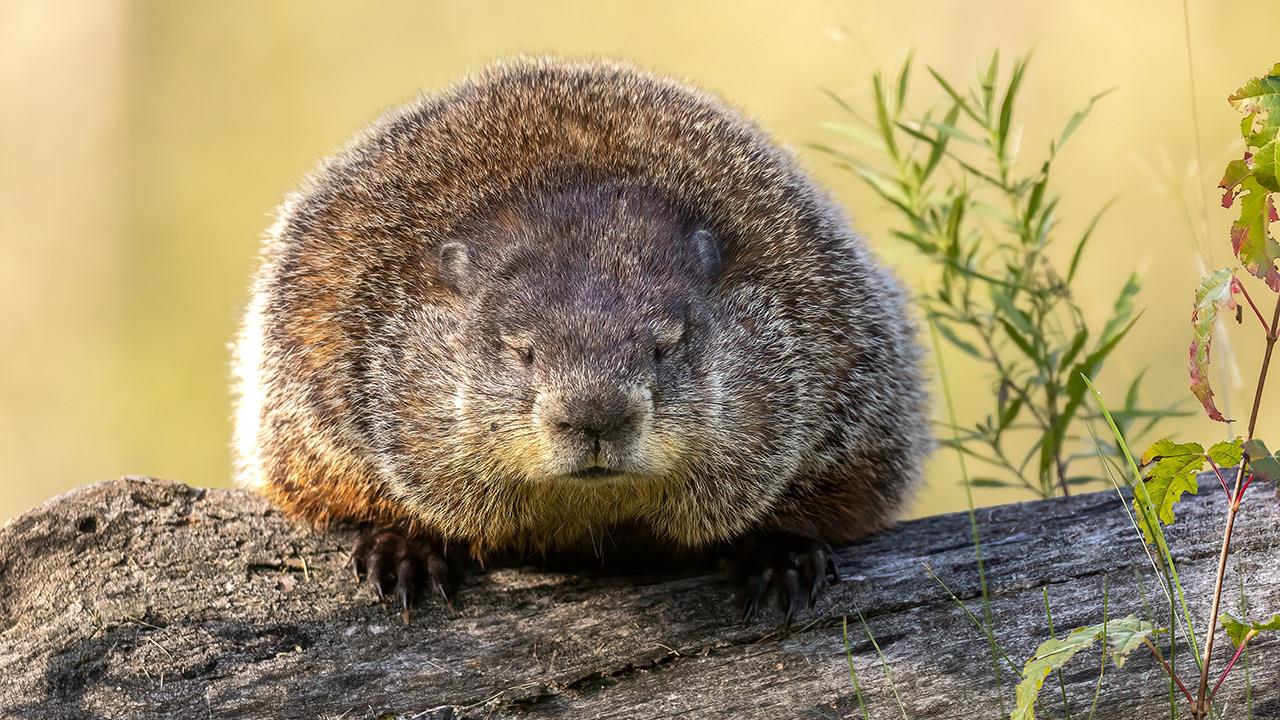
<box><xmin>567</xmin><ymin>467</ymin><xmax>623</xmax><ymax>480</ymax></box>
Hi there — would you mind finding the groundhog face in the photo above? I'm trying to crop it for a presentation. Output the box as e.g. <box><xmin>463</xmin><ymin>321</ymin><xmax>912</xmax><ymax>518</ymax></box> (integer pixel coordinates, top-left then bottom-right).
<box><xmin>434</xmin><ymin>182</ymin><xmax>722</xmax><ymax>486</ymax></box>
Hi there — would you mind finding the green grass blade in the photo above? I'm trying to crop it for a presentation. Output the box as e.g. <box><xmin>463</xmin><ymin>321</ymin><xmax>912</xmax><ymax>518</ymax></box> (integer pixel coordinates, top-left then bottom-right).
<box><xmin>858</xmin><ymin>612</ymin><xmax>910</xmax><ymax>720</ymax></box>
<box><xmin>1083</xmin><ymin>375</ymin><xmax>1201</xmax><ymax>667</ymax></box>
<box><xmin>842</xmin><ymin>616</ymin><xmax>872</xmax><ymax>720</ymax></box>
<box><xmin>1044</xmin><ymin>587</ymin><xmax>1074</xmax><ymax>720</ymax></box>
<box><xmin>1085</xmin><ymin>575</ymin><xmax>1110</xmax><ymax>720</ymax></box>
<box><xmin>929</xmin><ymin>319</ymin><xmax>1008</xmax><ymax>710</ymax></box>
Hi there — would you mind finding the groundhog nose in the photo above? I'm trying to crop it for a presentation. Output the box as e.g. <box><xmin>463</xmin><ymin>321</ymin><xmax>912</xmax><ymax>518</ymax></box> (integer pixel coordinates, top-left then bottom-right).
<box><xmin>546</xmin><ymin>393</ymin><xmax>636</xmax><ymax>441</ymax></box>
<box><xmin>552</xmin><ymin>413</ymin><xmax>635</xmax><ymax>441</ymax></box>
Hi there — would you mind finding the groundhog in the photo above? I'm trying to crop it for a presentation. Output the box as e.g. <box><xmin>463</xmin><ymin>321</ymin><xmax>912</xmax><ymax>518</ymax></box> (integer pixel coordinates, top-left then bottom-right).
<box><xmin>232</xmin><ymin>56</ymin><xmax>931</xmax><ymax>625</ymax></box>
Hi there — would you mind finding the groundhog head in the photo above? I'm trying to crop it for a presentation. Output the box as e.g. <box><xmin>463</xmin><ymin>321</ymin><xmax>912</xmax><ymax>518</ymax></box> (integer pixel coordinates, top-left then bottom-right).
<box><xmin>434</xmin><ymin>180</ymin><xmax>722</xmax><ymax>485</ymax></box>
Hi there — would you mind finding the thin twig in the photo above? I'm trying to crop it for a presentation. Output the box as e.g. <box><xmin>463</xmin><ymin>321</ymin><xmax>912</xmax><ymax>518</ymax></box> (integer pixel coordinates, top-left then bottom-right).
<box><xmin>1235</xmin><ymin>281</ymin><xmax>1271</xmax><ymax>335</ymax></box>
<box><xmin>1211</xmin><ymin>629</ymin><xmax>1257</xmax><ymax>699</ymax></box>
<box><xmin>1205</xmin><ymin>457</ymin><xmax>1231</xmax><ymax>499</ymax></box>
<box><xmin>1144</xmin><ymin>636</ymin><xmax>1195</xmax><ymax>704</ymax></box>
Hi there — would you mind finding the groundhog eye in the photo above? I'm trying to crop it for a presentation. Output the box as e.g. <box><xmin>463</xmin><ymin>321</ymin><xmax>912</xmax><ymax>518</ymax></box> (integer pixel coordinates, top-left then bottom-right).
<box><xmin>654</xmin><ymin>341</ymin><xmax>676</xmax><ymax>362</ymax></box>
<box><xmin>514</xmin><ymin>346</ymin><xmax>535</xmax><ymax>366</ymax></box>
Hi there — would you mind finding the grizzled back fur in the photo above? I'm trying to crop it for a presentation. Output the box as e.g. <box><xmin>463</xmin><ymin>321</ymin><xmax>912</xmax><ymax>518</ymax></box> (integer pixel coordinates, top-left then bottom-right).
<box><xmin>233</xmin><ymin>56</ymin><xmax>932</xmax><ymax>555</ymax></box>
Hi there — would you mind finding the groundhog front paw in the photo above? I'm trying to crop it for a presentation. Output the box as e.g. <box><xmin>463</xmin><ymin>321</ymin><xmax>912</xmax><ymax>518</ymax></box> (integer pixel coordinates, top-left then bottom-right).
<box><xmin>728</xmin><ymin>532</ymin><xmax>841</xmax><ymax>630</ymax></box>
<box><xmin>349</xmin><ymin>529</ymin><xmax>462</xmax><ymax>624</ymax></box>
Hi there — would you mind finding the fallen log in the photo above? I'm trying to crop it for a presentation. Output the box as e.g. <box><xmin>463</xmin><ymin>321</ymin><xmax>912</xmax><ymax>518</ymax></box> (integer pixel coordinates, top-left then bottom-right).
<box><xmin>0</xmin><ymin>475</ymin><xmax>1275</xmax><ymax>719</ymax></box>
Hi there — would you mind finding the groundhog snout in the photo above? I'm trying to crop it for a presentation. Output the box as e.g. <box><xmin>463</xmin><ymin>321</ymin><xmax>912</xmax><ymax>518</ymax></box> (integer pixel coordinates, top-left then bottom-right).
<box><xmin>541</xmin><ymin>390</ymin><xmax>638</xmax><ymax>445</ymax></box>
<box><xmin>534</xmin><ymin>383</ymin><xmax>653</xmax><ymax>474</ymax></box>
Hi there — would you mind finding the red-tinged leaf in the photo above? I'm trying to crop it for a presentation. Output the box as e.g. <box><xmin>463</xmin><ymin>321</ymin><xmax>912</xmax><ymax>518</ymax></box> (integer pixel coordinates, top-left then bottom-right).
<box><xmin>1229</xmin><ymin>176</ymin><xmax>1280</xmax><ymax>291</ymax></box>
<box><xmin>1220</xmin><ymin>156</ymin><xmax>1252</xmax><ymax>199</ymax></box>
<box><xmin>1230</xmin><ymin>64</ymin><xmax>1280</xmax><ymax>192</ymax></box>
<box><xmin>1189</xmin><ymin>269</ymin><xmax>1239</xmax><ymax>422</ymax></box>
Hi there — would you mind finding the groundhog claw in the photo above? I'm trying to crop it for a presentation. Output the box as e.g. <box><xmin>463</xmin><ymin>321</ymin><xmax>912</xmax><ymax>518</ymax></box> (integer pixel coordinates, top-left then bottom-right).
<box><xmin>349</xmin><ymin>529</ymin><xmax>458</xmax><ymax>623</ymax></box>
<box><xmin>732</xmin><ymin>533</ymin><xmax>840</xmax><ymax>631</ymax></box>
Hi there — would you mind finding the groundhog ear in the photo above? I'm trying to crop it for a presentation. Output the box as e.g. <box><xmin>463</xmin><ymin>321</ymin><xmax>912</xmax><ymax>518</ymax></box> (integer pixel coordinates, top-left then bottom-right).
<box><xmin>438</xmin><ymin>242</ymin><xmax>470</xmax><ymax>293</ymax></box>
<box><xmin>691</xmin><ymin>229</ymin><xmax>720</xmax><ymax>279</ymax></box>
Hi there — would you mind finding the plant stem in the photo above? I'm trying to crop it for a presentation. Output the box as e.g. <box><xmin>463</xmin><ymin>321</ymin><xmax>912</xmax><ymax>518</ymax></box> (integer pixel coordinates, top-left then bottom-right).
<box><xmin>1192</xmin><ymin>293</ymin><xmax>1280</xmax><ymax>718</ymax></box>
<box><xmin>1235</xmin><ymin>281</ymin><xmax>1271</xmax><ymax>335</ymax></box>
<box><xmin>1211</xmin><ymin>629</ymin><xmax>1257</xmax><ymax>699</ymax></box>
<box><xmin>1205</xmin><ymin>457</ymin><xmax>1230</xmax><ymax>499</ymax></box>
<box><xmin>1144</xmin><ymin>636</ymin><xmax>1194</xmax><ymax>704</ymax></box>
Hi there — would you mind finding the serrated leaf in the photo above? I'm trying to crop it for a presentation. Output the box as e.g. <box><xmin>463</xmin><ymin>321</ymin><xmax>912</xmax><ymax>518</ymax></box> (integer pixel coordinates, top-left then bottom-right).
<box><xmin>1229</xmin><ymin>175</ymin><xmax>1280</xmax><ymax>290</ymax></box>
<box><xmin>1206</xmin><ymin>437</ymin><xmax>1244</xmax><ymax>468</ymax></box>
<box><xmin>1220</xmin><ymin>156</ymin><xmax>1252</xmax><ymax>199</ymax></box>
<box><xmin>1011</xmin><ymin>616</ymin><xmax>1154</xmax><ymax>720</ymax></box>
<box><xmin>1222</xmin><ymin>65</ymin><xmax>1280</xmax><ymax>287</ymax></box>
<box><xmin>1189</xmin><ymin>269</ymin><xmax>1240</xmax><ymax>422</ymax></box>
<box><xmin>1229</xmin><ymin>63</ymin><xmax>1280</xmax><ymax>191</ymax></box>
<box><xmin>1134</xmin><ymin>438</ymin><xmax>1205</xmax><ymax>545</ymax></box>
<box><xmin>1252</xmin><ymin>134</ymin><xmax>1280</xmax><ymax>194</ymax></box>
<box><xmin>1229</xmin><ymin>63</ymin><xmax>1280</xmax><ymax>118</ymax></box>
<box><xmin>1221</xmin><ymin>611</ymin><xmax>1280</xmax><ymax>648</ymax></box>
<box><xmin>1242</xmin><ymin>438</ymin><xmax>1280</xmax><ymax>483</ymax></box>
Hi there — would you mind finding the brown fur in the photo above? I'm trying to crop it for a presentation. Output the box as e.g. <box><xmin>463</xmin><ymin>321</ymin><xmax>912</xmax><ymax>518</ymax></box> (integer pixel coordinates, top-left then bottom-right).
<box><xmin>233</xmin><ymin>56</ymin><xmax>932</xmax><ymax>559</ymax></box>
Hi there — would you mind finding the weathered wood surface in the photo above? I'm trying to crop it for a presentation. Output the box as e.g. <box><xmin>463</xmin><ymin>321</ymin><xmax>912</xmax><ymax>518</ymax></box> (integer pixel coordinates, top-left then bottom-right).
<box><xmin>0</xmin><ymin>476</ymin><xmax>1276</xmax><ymax>720</ymax></box>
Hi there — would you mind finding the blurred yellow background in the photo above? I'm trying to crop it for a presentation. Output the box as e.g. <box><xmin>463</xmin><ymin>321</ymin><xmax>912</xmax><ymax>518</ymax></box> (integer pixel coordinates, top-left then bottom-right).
<box><xmin>3</xmin><ymin>1</ymin><xmax>1278</xmax><ymax>522</ymax></box>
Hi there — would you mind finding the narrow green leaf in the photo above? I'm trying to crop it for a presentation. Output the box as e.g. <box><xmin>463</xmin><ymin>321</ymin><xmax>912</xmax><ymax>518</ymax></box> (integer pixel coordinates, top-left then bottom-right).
<box><xmin>921</xmin><ymin>117</ymin><xmax>981</xmax><ymax>144</ymax></box>
<box><xmin>997</xmin><ymin>56</ymin><xmax>1029</xmax><ymax>163</ymax></box>
<box><xmin>895</xmin><ymin>50</ymin><xmax>914</xmax><ymax>113</ymax></box>
<box><xmin>998</xmin><ymin>318</ymin><xmax>1040</xmax><ymax>362</ymax></box>
<box><xmin>935</xmin><ymin>320</ymin><xmax>985</xmax><ymax>359</ymax></box>
<box><xmin>821</xmin><ymin>122</ymin><xmax>887</xmax><ymax>151</ymax></box>
<box><xmin>991</xmin><ymin>288</ymin><xmax>1036</xmax><ymax>336</ymax></box>
<box><xmin>981</xmin><ymin>50</ymin><xmax>1000</xmax><ymax>117</ymax></box>
<box><xmin>1057</xmin><ymin>328</ymin><xmax>1089</xmax><ymax>373</ymax></box>
<box><xmin>854</xmin><ymin>167</ymin><xmax>913</xmax><ymax>215</ymax></box>
<box><xmin>1099</xmin><ymin>273</ymin><xmax>1141</xmax><ymax>344</ymax></box>
<box><xmin>1024</xmin><ymin>164</ymin><xmax>1049</xmax><ymax>228</ymax></box>
<box><xmin>968</xmin><ymin>477</ymin><xmax>1021</xmax><ymax>488</ymax></box>
<box><xmin>928</xmin><ymin>66</ymin><xmax>984</xmax><ymax>124</ymax></box>
<box><xmin>872</xmin><ymin>72</ymin><xmax>900</xmax><ymax>162</ymax></box>
<box><xmin>922</xmin><ymin>105</ymin><xmax>962</xmax><ymax>181</ymax></box>
<box><xmin>1055</xmin><ymin>88</ymin><xmax>1115</xmax><ymax>153</ymax></box>
<box><xmin>820</xmin><ymin>87</ymin><xmax>866</xmax><ymax>120</ymax></box>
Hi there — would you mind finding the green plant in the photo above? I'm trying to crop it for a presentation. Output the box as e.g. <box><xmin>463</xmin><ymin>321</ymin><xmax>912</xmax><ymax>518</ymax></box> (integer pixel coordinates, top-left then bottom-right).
<box><xmin>1014</xmin><ymin>62</ymin><xmax>1280</xmax><ymax>720</ymax></box>
<box><xmin>817</xmin><ymin>52</ymin><xmax>1185</xmax><ymax>498</ymax></box>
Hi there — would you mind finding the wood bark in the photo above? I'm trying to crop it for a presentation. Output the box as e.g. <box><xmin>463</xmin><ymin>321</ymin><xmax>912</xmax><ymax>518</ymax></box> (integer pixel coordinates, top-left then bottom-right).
<box><xmin>1</xmin><ymin>475</ymin><xmax>1276</xmax><ymax>719</ymax></box>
